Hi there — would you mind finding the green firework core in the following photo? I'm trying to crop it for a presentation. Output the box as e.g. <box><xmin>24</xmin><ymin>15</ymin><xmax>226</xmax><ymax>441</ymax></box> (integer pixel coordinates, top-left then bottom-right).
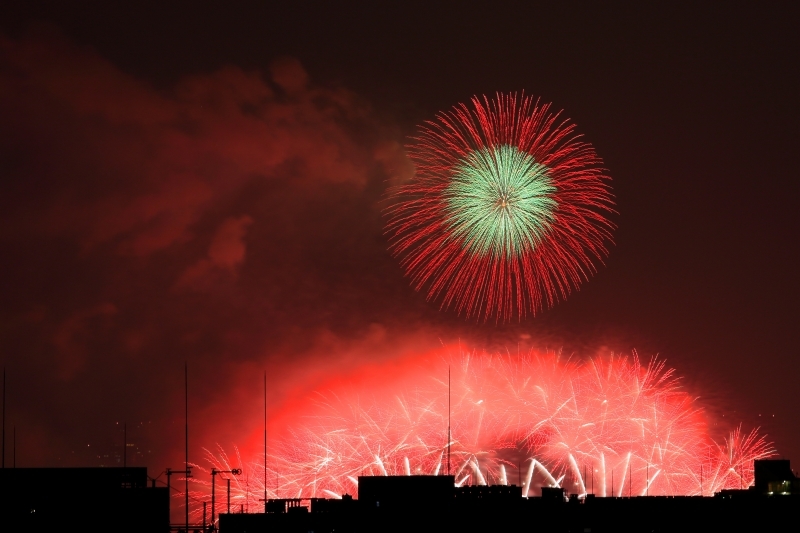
<box><xmin>443</xmin><ymin>144</ymin><xmax>558</xmax><ymax>258</ymax></box>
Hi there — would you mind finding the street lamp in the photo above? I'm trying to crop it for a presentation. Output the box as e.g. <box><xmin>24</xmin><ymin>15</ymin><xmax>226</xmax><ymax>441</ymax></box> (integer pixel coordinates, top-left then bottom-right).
<box><xmin>211</xmin><ymin>468</ymin><xmax>241</xmax><ymax>530</ymax></box>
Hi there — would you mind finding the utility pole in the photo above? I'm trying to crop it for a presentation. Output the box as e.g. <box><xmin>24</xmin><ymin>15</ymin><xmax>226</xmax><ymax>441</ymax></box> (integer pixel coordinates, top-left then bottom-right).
<box><xmin>185</xmin><ymin>363</ymin><xmax>189</xmax><ymax>533</ymax></box>
<box><xmin>212</xmin><ymin>468</ymin><xmax>241</xmax><ymax>530</ymax></box>
<box><xmin>447</xmin><ymin>365</ymin><xmax>451</xmax><ymax>477</ymax></box>
<box><xmin>2</xmin><ymin>367</ymin><xmax>5</xmax><ymax>469</ymax></box>
<box><xmin>268</xmin><ymin>371</ymin><xmax>277</xmax><ymax>514</ymax></box>
<box><xmin>166</xmin><ymin>468</ymin><xmax>192</xmax><ymax>528</ymax></box>
<box><xmin>212</xmin><ymin>470</ymin><xmax>216</xmax><ymax>528</ymax></box>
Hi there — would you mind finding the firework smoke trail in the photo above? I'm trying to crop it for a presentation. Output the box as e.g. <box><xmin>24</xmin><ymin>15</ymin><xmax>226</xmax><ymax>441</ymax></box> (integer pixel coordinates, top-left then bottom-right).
<box><xmin>184</xmin><ymin>348</ymin><xmax>773</xmax><ymax>511</ymax></box>
<box><xmin>386</xmin><ymin>93</ymin><xmax>615</xmax><ymax>321</ymax></box>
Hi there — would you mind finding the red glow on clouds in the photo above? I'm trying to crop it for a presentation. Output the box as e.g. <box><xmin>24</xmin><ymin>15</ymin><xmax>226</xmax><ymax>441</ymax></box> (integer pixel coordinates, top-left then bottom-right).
<box><xmin>0</xmin><ymin>26</ymin><xmax>414</xmax><ymax>469</ymax></box>
<box><xmin>0</xmin><ymin>25</ymin><xmax>789</xmax><ymax>499</ymax></box>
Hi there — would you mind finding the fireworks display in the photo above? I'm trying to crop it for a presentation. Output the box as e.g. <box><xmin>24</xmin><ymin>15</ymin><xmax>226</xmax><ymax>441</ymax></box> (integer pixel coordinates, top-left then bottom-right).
<box><xmin>386</xmin><ymin>93</ymin><xmax>615</xmax><ymax>321</ymax></box>
<box><xmin>185</xmin><ymin>348</ymin><xmax>772</xmax><ymax>520</ymax></box>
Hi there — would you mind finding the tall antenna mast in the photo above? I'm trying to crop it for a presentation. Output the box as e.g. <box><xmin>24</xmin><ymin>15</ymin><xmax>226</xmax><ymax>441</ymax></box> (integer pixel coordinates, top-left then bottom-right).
<box><xmin>185</xmin><ymin>362</ymin><xmax>189</xmax><ymax>532</ymax></box>
<box><xmin>264</xmin><ymin>370</ymin><xmax>277</xmax><ymax>508</ymax></box>
<box><xmin>123</xmin><ymin>422</ymin><xmax>127</xmax><ymax>468</ymax></box>
<box><xmin>2</xmin><ymin>367</ymin><xmax>5</xmax><ymax>469</ymax></box>
<box><xmin>447</xmin><ymin>365</ymin><xmax>451</xmax><ymax>477</ymax></box>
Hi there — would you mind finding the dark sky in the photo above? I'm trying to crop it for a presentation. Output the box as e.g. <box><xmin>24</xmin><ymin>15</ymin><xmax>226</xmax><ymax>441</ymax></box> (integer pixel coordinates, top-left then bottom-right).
<box><xmin>1</xmin><ymin>2</ymin><xmax>799</xmax><ymax>472</ymax></box>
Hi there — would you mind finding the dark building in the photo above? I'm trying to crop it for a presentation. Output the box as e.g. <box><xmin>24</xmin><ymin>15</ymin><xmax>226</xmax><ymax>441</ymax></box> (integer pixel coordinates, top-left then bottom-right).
<box><xmin>454</xmin><ymin>483</ymin><xmax>522</xmax><ymax>501</ymax></box>
<box><xmin>753</xmin><ymin>458</ymin><xmax>799</xmax><ymax>495</ymax></box>
<box><xmin>541</xmin><ymin>486</ymin><xmax>566</xmax><ymax>501</ymax></box>
<box><xmin>218</xmin><ymin>460</ymin><xmax>800</xmax><ymax>532</ymax></box>
<box><xmin>359</xmin><ymin>474</ymin><xmax>453</xmax><ymax>510</ymax></box>
<box><xmin>0</xmin><ymin>467</ymin><xmax>169</xmax><ymax>532</ymax></box>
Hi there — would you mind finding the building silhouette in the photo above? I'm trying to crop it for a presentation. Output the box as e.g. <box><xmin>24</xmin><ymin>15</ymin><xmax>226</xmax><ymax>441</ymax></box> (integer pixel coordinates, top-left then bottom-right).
<box><xmin>220</xmin><ymin>460</ymin><xmax>799</xmax><ymax>533</ymax></box>
<box><xmin>1</xmin><ymin>460</ymin><xmax>797</xmax><ymax>532</ymax></box>
<box><xmin>0</xmin><ymin>467</ymin><xmax>168</xmax><ymax>532</ymax></box>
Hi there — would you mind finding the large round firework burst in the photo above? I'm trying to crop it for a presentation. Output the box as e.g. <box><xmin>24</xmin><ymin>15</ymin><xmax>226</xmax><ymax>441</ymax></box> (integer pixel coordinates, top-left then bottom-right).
<box><xmin>387</xmin><ymin>93</ymin><xmax>615</xmax><ymax>320</ymax></box>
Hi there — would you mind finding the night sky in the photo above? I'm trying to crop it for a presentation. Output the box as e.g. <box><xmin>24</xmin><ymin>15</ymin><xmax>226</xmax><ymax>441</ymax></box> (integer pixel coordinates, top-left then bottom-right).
<box><xmin>1</xmin><ymin>3</ymin><xmax>799</xmax><ymax>474</ymax></box>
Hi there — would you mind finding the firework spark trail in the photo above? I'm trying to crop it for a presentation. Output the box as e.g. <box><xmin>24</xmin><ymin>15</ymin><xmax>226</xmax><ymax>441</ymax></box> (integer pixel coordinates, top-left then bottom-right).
<box><xmin>386</xmin><ymin>93</ymin><xmax>615</xmax><ymax>321</ymax></box>
<box><xmin>185</xmin><ymin>349</ymin><xmax>773</xmax><ymax>513</ymax></box>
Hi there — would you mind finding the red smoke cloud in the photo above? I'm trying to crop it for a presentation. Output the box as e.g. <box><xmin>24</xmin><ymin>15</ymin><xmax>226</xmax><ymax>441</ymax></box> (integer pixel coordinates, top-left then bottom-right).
<box><xmin>0</xmin><ymin>25</ymin><xmax>421</xmax><ymax>470</ymax></box>
<box><xmin>0</xmin><ymin>25</ymin><xmax>766</xmax><ymax>481</ymax></box>
<box><xmin>0</xmin><ymin>27</ymin><xmax>384</xmax><ymax>253</ymax></box>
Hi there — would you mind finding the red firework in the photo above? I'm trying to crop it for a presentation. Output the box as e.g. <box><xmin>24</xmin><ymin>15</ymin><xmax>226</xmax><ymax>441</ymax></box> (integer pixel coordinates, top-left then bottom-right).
<box><xmin>387</xmin><ymin>93</ymin><xmax>614</xmax><ymax>320</ymax></box>
<box><xmin>181</xmin><ymin>347</ymin><xmax>773</xmax><ymax>515</ymax></box>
